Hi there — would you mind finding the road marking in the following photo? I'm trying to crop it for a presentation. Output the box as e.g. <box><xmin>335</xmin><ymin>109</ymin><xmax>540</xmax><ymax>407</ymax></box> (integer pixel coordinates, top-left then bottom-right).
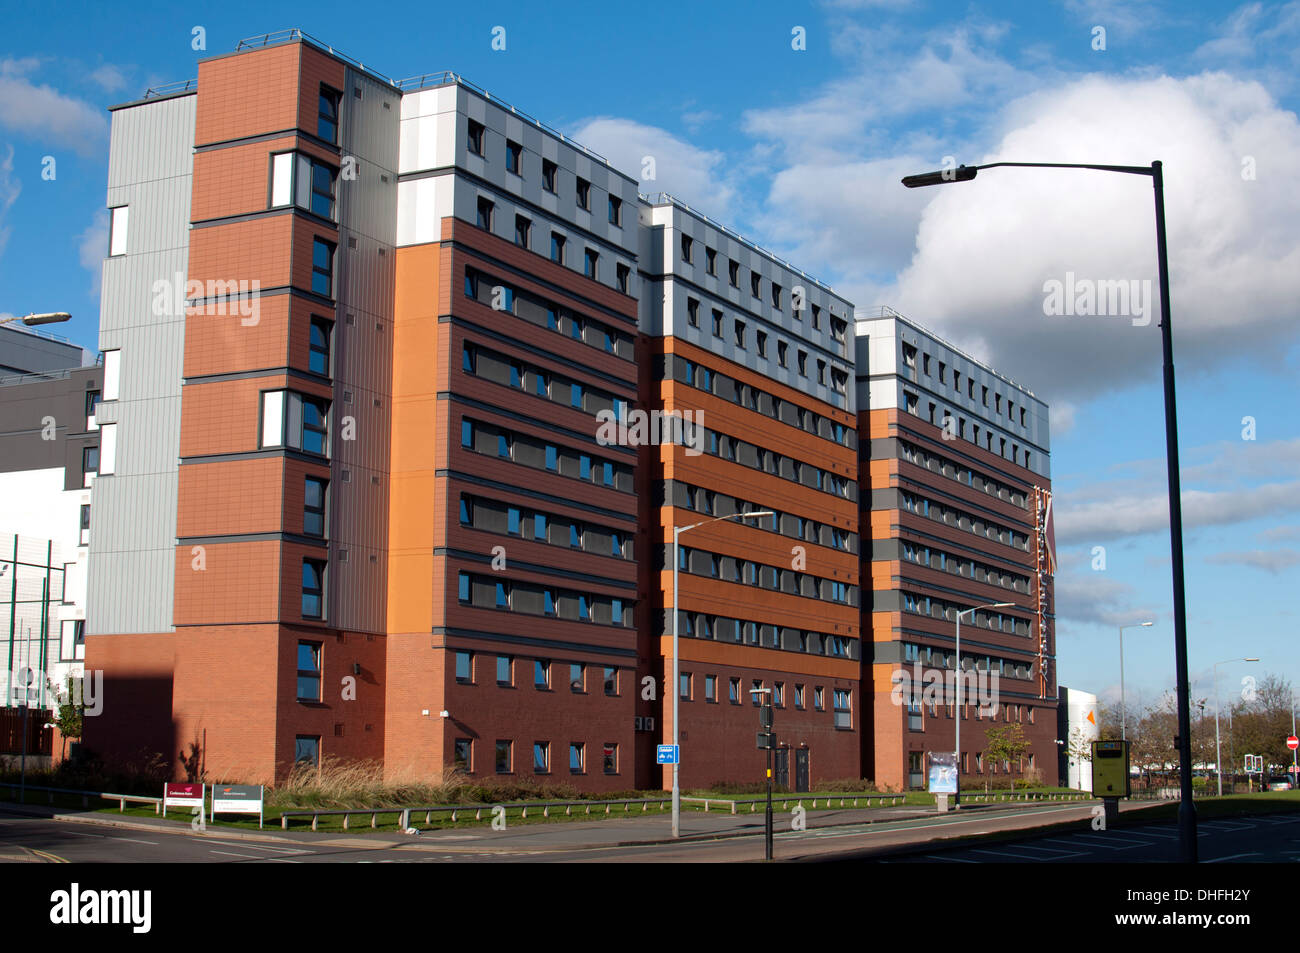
<box><xmin>1205</xmin><ymin>852</ymin><xmax>1261</xmax><ymax>863</ymax></box>
<box><xmin>59</xmin><ymin>830</ymin><xmax>104</xmax><ymax>838</ymax></box>
<box><xmin>209</xmin><ymin>849</ymin><xmax>261</xmax><ymax>859</ymax></box>
<box><xmin>1127</xmin><ymin>828</ymin><xmax>1179</xmax><ymax>840</ymax></box>
<box><xmin>999</xmin><ymin>843</ymin><xmax>1087</xmax><ymax>857</ymax></box>
<box><xmin>925</xmin><ymin>854</ymin><xmax>978</xmax><ymax>863</ymax></box>
<box><xmin>30</xmin><ymin>848</ymin><xmax>69</xmax><ymax>863</ymax></box>
<box><xmin>204</xmin><ymin>840</ymin><xmax>306</xmax><ymax>855</ymax></box>
<box><xmin>108</xmin><ymin>836</ymin><xmax>158</xmax><ymax>845</ymax></box>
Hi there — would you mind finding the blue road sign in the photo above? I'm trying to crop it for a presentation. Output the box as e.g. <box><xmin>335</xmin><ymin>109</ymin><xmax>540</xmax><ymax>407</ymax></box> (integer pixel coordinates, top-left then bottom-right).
<box><xmin>656</xmin><ymin>744</ymin><xmax>680</xmax><ymax>765</ymax></box>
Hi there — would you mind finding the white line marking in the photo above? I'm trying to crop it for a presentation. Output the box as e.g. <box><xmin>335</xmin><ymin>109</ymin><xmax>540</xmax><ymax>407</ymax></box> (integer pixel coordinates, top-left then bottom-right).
<box><xmin>209</xmin><ymin>849</ymin><xmax>261</xmax><ymax>859</ymax></box>
<box><xmin>204</xmin><ymin>840</ymin><xmax>305</xmax><ymax>854</ymax></box>
<box><xmin>971</xmin><ymin>848</ymin><xmax>1057</xmax><ymax>860</ymax></box>
<box><xmin>108</xmin><ymin>836</ymin><xmax>158</xmax><ymax>845</ymax></box>
<box><xmin>1205</xmin><ymin>852</ymin><xmax>1261</xmax><ymax>863</ymax></box>
<box><xmin>925</xmin><ymin>854</ymin><xmax>978</xmax><ymax>863</ymax></box>
<box><xmin>59</xmin><ymin>831</ymin><xmax>104</xmax><ymax>838</ymax></box>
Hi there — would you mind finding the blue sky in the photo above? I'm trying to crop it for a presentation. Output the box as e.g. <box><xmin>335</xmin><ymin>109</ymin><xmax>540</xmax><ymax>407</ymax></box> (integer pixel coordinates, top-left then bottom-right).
<box><xmin>2</xmin><ymin>0</ymin><xmax>1297</xmax><ymax>722</ymax></box>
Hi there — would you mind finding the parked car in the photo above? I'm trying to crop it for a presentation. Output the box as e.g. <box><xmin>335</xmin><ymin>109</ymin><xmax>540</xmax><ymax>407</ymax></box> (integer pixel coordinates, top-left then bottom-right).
<box><xmin>1267</xmin><ymin>777</ymin><xmax>1293</xmax><ymax>791</ymax></box>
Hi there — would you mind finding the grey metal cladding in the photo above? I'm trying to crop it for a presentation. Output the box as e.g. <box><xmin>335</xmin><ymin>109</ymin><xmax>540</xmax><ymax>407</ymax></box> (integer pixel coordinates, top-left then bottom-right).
<box><xmin>87</xmin><ymin>95</ymin><xmax>194</xmax><ymax>636</ymax></box>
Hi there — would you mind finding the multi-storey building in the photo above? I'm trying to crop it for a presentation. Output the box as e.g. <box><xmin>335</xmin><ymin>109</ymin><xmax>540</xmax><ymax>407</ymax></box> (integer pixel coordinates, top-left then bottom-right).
<box><xmin>638</xmin><ymin>196</ymin><xmax>860</xmax><ymax>789</ymax></box>
<box><xmin>80</xmin><ymin>29</ymin><xmax>1056</xmax><ymax>791</ymax></box>
<box><xmin>856</xmin><ymin>307</ymin><xmax>1057</xmax><ymax>790</ymax></box>
<box><xmin>0</xmin><ymin>327</ymin><xmax>100</xmax><ymax>706</ymax></box>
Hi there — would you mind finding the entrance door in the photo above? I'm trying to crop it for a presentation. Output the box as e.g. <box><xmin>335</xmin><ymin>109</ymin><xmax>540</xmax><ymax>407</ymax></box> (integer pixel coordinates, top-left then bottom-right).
<box><xmin>794</xmin><ymin>749</ymin><xmax>810</xmax><ymax>792</ymax></box>
<box><xmin>774</xmin><ymin>749</ymin><xmax>790</xmax><ymax>790</ymax></box>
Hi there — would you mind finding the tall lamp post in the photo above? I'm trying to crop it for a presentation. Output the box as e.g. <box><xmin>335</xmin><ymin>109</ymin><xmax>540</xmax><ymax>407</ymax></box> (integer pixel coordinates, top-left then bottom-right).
<box><xmin>0</xmin><ymin>312</ymin><xmax>71</xmax><ymax>328</ymax></box>
<box><xmin>669</xmin><ymin>509</ymin><xmax>774</xmax><ymax>837</ymax></box>
<box><xmin>1213</xmin><ymin>657</ymin><xmax>1258</xmax><ymax>796</ymax></box>
<box><xmin>1118</xmin><ymin>622</ymin><xmax>1154</xmax><ymax>740</ymax></box>
<box><xmin>903</xmin><ymin>158</ymin><xmax>1196</xmax><ymax>861</ymax></box>
<box><xmin>954</xmin><ymin>601</ymin><xmax>1013</xmax><ymax>807</ymax></box>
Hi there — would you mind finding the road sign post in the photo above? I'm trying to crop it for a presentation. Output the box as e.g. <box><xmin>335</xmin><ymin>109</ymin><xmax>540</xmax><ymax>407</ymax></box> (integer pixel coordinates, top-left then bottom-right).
<box><xmin>656</xmin><ymin>744</ymin><xmax>680</xmax><ymax>765</ymax></box>
<box><xmin>752</xmin><ymin>687</ymin><xmax>774</xmax><ymax>861</ymax></box>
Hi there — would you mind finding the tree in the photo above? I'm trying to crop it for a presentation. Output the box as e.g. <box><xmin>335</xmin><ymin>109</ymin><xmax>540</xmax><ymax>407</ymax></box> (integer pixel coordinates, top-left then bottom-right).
<box><xmin>52</xmin><ymin>675</ymin><xmax>84</xmax><ymax>762</ymax></box>
<box><xmin>984</xmin><ymin>723</ymin><xmax>1030</xmax><ymax>790</ymax></box>
<box><xmin>1065</xmin><ymin>727</ymin><xmax>1093</xmax><ymax>790</ymax></box>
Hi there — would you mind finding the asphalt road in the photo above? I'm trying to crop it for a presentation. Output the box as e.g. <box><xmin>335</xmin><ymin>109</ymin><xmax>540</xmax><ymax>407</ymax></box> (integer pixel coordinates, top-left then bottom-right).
<box><xmin>0</xmin><ymin>798</ymin><xmax>1172</xmax><ymax>863</ymax></box>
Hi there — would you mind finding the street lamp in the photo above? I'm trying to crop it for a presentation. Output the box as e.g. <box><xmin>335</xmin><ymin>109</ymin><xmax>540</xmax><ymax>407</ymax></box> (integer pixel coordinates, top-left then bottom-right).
<box><xmin>1213</xmin><ymin>657</ymin><xmax>1258</xmax><ymax>797</ymax></box>
<box><xmin>1118</xmin><ymin>622</ymin><xmax>1154</xmax><ymax>740</ymax></box>
<box><xmin>903</xmin><ymin>158</ymin><xmax>1196</xmax><ymax>861</ymax></box>
<box><xmin>0</xmin><ymin>312</ymin><xmax>72</xmax><ymax>327</ymax></box>
<box><xmin>669</xmin><ymin>509</ymin><xmax>775</xmax><ymax>838</ymax></box>
<box><xmin>954</xmin><ymin>601</ymin><xmax>1014</xmax><ymax>807</ymax></box>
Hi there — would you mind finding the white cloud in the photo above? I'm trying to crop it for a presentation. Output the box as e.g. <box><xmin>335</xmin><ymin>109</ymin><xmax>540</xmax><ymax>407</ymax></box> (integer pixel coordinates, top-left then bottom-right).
<box><xmin>0</xmin><ymin>57</ymin><xmax>108</xmax><ymax>157</ymax></box>
<box><xmin>1049</xmin><ymin>400</ymin><xmax>1077</xmax><ymax>437</ymax></box>
<box><xmin>0</xmin><ymin>144</ymin><xmax>19</xmax><ymax>259</ymax></box>
<box><xmin>1053</xmin><ymin>563</ymin><xmax>1161</xmax><ymax>626</ymax></box>
<box><xmin>1206</xmin><ymin>548</ymin><xmax>1300</xmax><ymax>572</ymax></box>
<box><xmin>1061</xmin><ymin>0</ymin><xmax>1161</xmax><ymax>37</ymax></box>
<box><xmin>889</xmin><ymin>72</ymin><xmax>1300</xmax><ymax>399</ymax></box>
<box><xmin>1258</xmin><ymin>525</ymin><xmax>1300</xmax><ymax>543</ymax></box>
<box><xmin>1057</xmin><ymin>479</ymin><xmax>1300</xmax><ymax>543</ymax></box>
<box><xmin>77</xmin><ymin>209</ymin><xmax>107</xmax><ymax>297</ymax></box>
<box><xmin>568</xmin><ymin>117</ymin><xmax>738</xmax><ymax>218</ymax></box>
<box><xmin>88</xmin><ymin>64</ymin><xmax>129</xmax><ymax>93</ymax></box>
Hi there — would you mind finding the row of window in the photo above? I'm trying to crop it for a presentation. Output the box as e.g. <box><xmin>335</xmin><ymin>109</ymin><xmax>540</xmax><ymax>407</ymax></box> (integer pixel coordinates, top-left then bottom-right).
<box><xmin>900</xmin><ymin>491</ymin><xmax>1030</xmax><ymax>551</ymax></box>
<box><xmin>463</xmin><ymin>266</ymin><xmax>635</xmax><ymax>361</ymax></box>
<box><xmin>462</xmin><ymin>341</ymin><xmax>629</xmax><ymax>420</ymax></box>
<box><xmin>898</xmin><ymin>438</ymin><xmax>1029</xmax><ymax>509</ymax></box>
<box><xmin>694</xmin><ymin>425</ymin><xmax>855</xmax><ymax>502</ymax></box>
<box><xmin>900</xmin><ymin>541</ymin><xmax>1032</xmax><ymax>595</ymax></box>
<box><xmin>671</xmin><ymin>545</ymin><xmax>857</xmax><ymax>607</ymax></box>
<box><xmin>459</xmin><ymin>493</ymin><xmax>633</xmax><ymax>560</ymax></box>
<box><xmin>459</xmin><ymin>417</ymin><xmax>635</xmax><ymax>493</ymax></box>
<box><xmin>904</xmin><ymin>342</ymin><xmax>1030</xmax><ymax>428</ymax></box>
<box><xmin>901</xmin><ymin>642</ymin><xmax>1035</xmax><ymax>680</ymax></box>
<box><xmin>457</xmin><ymin>571</ymin><xmax>633</xmax><ymax>627</ymax></box>
<box><xmin>904</xmin><ymin>390</ymin><xmax>1033</xmax><ymax>469</ymax></box>
<box><xmin>456</xmin><ymin>652</ymin><xmax>622</xmax><ymax>694</ymax></box>
<box><xmin>678</xmin><ymin>234</ymin><xmax>848</xmax><ymax>346</ymax></box>
<box><xmin>665</xmin><ymin>480</ymin><xmax>854</xmax><ymax>553</ymax></box>
<box><xmin>904</xmin><ymin>700</ymin><xmax>1038</xmax><ymax>734</ymax></box>
<box><xmin>678</xmin><ymin>674</ymin><xmax>850</xmax><ymax>726</ymax></box>
<box><xmin>901</xmin><ymin>591</ymin><xmax>1030</xmax><ymax>636</ymax></box>
<box><xmin>683</xmin><ymin>298</ymin><xmax>849</xmax><ymax>394</ymax></box>
<box><xmin>455</xmin><ymin>737</ymin><xmax>619</xmax><ymax>776</ymax></box>
<box><xmin>664</xmin><ymin>354</ymin><xmax>854</xmax><ymax>449</ymax></box>
<box><xmin>672</xmin><ymin>612</ymin><xmax>856</xmax><ymax>660</ymax></box>
<box><xmin>474</xmin><ymin>198</ymin><xmax>632</xmax><ymax>293</ymax></box>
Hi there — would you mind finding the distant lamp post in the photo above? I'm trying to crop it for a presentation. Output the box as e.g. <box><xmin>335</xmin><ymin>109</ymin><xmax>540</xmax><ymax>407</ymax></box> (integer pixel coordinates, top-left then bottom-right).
<box><xmin>903</xmin><ymin>158</ymin><xmax>1196</xmax><ymax>861</ymax></box>
<box><xmin>954</xmin><ymin>601</ymin><xmax>1014</xmax><ymax>807</ymax></box>
<box><xmin>0</xmin><ymin>312</ymin><xmax>72</xmax><ymax>327</ymax></box>
<box><xmin>1118</xmin><ymin>622</ymin><xmax>1154</xmax><ymax>740</ymax></box>
<box><xmin>1214</xmin><ymin>657</ymin><xmax>1259</xmax><ymax>797</ymax></box>
<box><xmin>669</xmin><ymin>509</ymin><xmax>775</xmax><ymax>838</ymax></box>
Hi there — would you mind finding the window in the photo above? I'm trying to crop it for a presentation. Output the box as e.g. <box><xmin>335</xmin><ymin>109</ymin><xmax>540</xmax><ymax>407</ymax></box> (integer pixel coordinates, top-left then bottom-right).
<box><xmin>922</xmin><ymin>354</ymin><xmax>931</xmax><ymax>375</ymax></box>
<box><xmin>584</xmin><ymin>248</ymin><xmax>599</xmax><ymax>280</ymax></box>
<box><xmin>569</xmin><ymin>663</ymin><xmax>585</xmax><ymax>692</ymax></box>
<box><xmin>728</xmin><ymin>259</ymin><xmax>739</xmax><ymax>287</ymax></box>
<box><xmin>576</xmin><ymin>177</ymin><xmax>591</xmax><ymax>211</ymax></box>
<box><xmin>534</xmin><ymin>741</ymin><xmax>550</xmax><ymax>773</ymax></box>
<box><xmin>102</xmin><ymin>350</ymin><xmax>120</xmax><ymax>401</ymax></box>
<box><xmin>608</xmin><ymin>195</ymin><xmax>622</xmax><ymax>226</ymax></box>
<box><xmin>729</xmin><ymin>677</ymin><xmax>740</xmax><ymax>704</ymax></box>
<box><xmin>458</xmin><ymin>571</ymin><xmax>470</xmax><ymax>602</ymax></box>
<box><xmin>309</xmin><ymin>160</ymin><xmax>336</xmax><ymax>219</ymax></box>
<box><xmin>794</xmin><ymin>684</ymin><xmax>805</xmax><ymax>709</ymax></box>
<box><xmin>303</xmin><ymin>321</ymin><xmax>332</xmax><ymax>382</ymax></box>
<box><xmin>603</xmin><ymin>743</ymin><xmax>618</xmax><ymax>775</ymax></box>
<box><xmin>616</xmin><ymin>263</ymin><xmax>630</xmax><ymax>294</ymax></box>
<box><xmin>756</xmin><ymin>331</ymin><xmax>767</xmax><ymax>358</ymax></box>
<box><xmin>456</xmin><ymin>651</ymin><xmax>473</xmax><ymax>684</ymax></box>
<box><xmin>497</xmin><ymin>655</ymin><xmax>513</xmax><ymax>686</ymax></box>
<box><xmin>734</xmin><ymin>319</ymin><xmax>746</xmax><ymax>348</ymax></box>
<box><xmin>542</xmin><ymin>159</ymin><xmax>557</xmax><ymax>192</ymax></box>
<box><xmin>751</xmin><ymin>679</ymin><xmax>764</xmax><ymax>706</ymax></box>
<box><xmin>534</xmin><ymin>659</ymin><xmax>550</xmax><ymax>690</ymax></box>
<box><xmin>515</xmin><ymin>214</ymin><xmax>531</xmax><ymax>248</ymax></box>
<box><xmin>495</xmin><ymin>740</ymin><xmax>512</xmax><ymax>773</ymax></box>
<box><xmin>711</xmin><ymin>309</ymin><xmax>723</xmax><ymax>337</ymax></box>
<box><xmin>771</xmin><ymin>283</ymin><xmax>782</xmax><ymax>309</ymax></box>
<box><xmin>774</xmin><ymin>682</ymin><xmax>785</xmax><ymax>707</ymax></box>
<box><xmin>570</xmin><ymin>742</ymin><xmax>585</xmax><ymax>774</ymax></box>
<box><xmin>550</xmin><ymin>232</ymin><xmax>565</xmax><ymax>264</ymax></box>
<box><xmin>683</xmin><ymin>297</ymin><xmax>699</xmax><ymax>328</ymax></box>
<box><xmin>270</xmin><ymin>152</ymin><xmax>293</xmax><ymax>207</ymax></box>
<box><xmin>833</xmin><ymin>689</ymin><xmax>852</xmax><ymax>728</ymax></box>
<box><xmin>797</xmin><ymin>350</ymin><xmax>807</xmax><ymax>376</ymax></box>
<box><xmin>604</xmin><ymin>666</ymin><xmax>618</xmax><ymax>696</ymax></box>
<box><xmin>476</xmin><ymin>196</ymin><xmax>494</xmax><ymax>231</ymax></box>
<box><xmin>777</xmin><ymin>341</ymin><xmax>788</xmax><ymax>368</ymax></box>
<box><xmin>679</xmin><ymin>672</ymin><xmax>692</xmax><ymax>700</ymax></box>
<box><xmin>297</xmin><ymin>641</ymin><xmax>322</xmax><ymax>701</ymax></box>
<box><xmin>301</xmin><ymin>559</ymin><xmax>325</xmax><ymax>620</ymax></box>
<box><xmin>79</xmin><ymin>504</ymin><xmax>90</xmax><ymax>545</ymax></box>
<box><xmin>311</xmin><ymin>238</ymin><xmax>335</xmax><ymax>297</ymax></box>
<box><xmin>295</xmin><ymin>736</ymin><xmax>321</xmax><ymax>768</ymax></box>
<box><xmin>318</xmin><ymin>86</ymin><xmax>340</xmax><ymax>143</ymax></box>
<box><xmin>304</xmin><ymin>476</ymin><xmax>327</xmax><ymax>537</ymax></box>
<box><xmin>302</xmin><ymin>397</ymin><xmax>328</xmax><ymax>455</ymax></box>
<box><xmin>454</xmin><ymin>738</ymin><xmax>472</xmax><ymax>771</ymax></box>
<box><xmin>750</xmin><ymin>272</ymin><xmax>761</xmax><ymax>298</ymax></box>
<box><xmin>506</xmin><ymin>139</ymin><xmax>522</xmax><ymax>175</ymax></box>
<box><xmin>108</xmin><ymin>205</ymin><xmax>129</xmax><ymax>256</ymax></box>
<box><xmin>814</xmin><ymin>686</ymin><xmax>825</xmax><ymax>711</ymax></box>
<box><xmin>705</xmin><ymin>675</ymin><xmax>717</xmax><ymax>702</ymax></box>
<box><xmin>467</xmin><ymin>119</ymin><xmax>485</xmax><ymax>157</ymax></box>
<box><xmin>681</xmin><ymin>234</ymin><xmax>693</xmax><ymax>263</ymax></box>
<box><xmin>98</xmin><ymin>423</ymin><xmax>116</xmax><ymax>475</ymax></box>
<box><xmin>810</xmin><ymin>304</ymin><xmax>820</xmax><ymax>328</ymax></box>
